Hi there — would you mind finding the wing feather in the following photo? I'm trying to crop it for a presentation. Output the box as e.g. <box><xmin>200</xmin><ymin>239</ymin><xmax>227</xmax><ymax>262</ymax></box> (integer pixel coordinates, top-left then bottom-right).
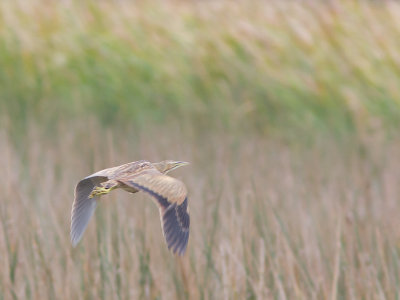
<box><xmin>119</xmin><ymin>172</ymin><xmax>190</xmax><ymax>255</ymax></box>
<box><xmin>119</xmin><ymin>170</ymin><xmax>187</xmax><ymax>205</ymax></box>
<box><xmin>70</xmin><ymin>162</ymin><xmax>149</xmax><ymax>247</ymax></box>
<box><xmin>162</xmin><ymin>198</ymin><xmax>190</xmax><ymax>255</ymax></box>
<box><xmin>70</xmin><ymin>175</ymin><xmax>108</xmax><ymax>246</ymax></box>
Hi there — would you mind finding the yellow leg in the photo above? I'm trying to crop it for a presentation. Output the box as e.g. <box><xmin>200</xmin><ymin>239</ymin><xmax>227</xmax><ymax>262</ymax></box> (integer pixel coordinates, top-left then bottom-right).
<box><xmin>89</xmin><ymin>186</ymin><xmax>112</xmax><ymax>198</ymax></box>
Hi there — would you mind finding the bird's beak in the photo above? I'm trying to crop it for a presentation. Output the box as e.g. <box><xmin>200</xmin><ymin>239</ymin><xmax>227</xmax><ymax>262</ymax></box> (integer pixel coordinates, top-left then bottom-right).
<box><xmin>175</xmin><ymin>161</ymin><xmax>190</xmax><ymax>167</ymax></box>
<box><xmin>164</xmin><ymin>161</ymin><xmax>190</xmax><ymax>174</ymax></box>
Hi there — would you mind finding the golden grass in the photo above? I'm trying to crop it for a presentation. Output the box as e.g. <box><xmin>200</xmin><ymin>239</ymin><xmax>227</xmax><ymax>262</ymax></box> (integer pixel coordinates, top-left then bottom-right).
<box><xmin>1</xmin><ymin>120</ymin><xmax>400</xmax><ymax>299</ymax></box>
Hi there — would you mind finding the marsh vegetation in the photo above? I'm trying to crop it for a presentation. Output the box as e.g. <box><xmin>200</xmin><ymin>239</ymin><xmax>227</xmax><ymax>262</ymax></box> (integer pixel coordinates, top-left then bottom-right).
<box><xmin>1</xmin><ymin>0</ymin><xmax>400</xmax><ymax>299</ymax></box>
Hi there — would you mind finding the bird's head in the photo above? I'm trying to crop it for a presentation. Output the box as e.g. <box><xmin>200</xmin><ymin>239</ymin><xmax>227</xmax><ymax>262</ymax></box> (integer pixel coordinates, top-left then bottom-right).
<box><xmin>153</xmin><ymin>160</ymin><xmax>190</xmax><ymax>174</ymax></box>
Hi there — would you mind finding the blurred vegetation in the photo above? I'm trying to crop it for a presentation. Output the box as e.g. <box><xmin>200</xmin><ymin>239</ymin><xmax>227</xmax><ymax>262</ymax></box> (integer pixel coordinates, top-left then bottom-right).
<box><xmin>2</xmin><ymin>1</ymin><xmax>400</xmax><ymax>299</ymax></box>
<box><xmin>1</xmin><ymin>0</ymin><xmax>400</xmax><ymax>138</ymax></box>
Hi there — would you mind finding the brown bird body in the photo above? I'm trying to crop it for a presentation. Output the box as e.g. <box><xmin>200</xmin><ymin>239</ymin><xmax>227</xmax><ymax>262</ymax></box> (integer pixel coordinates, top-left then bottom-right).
<box><xmin>71</xmin><ymin>160</ymin><xmax>190</xmax><ymax>255</ymax></box>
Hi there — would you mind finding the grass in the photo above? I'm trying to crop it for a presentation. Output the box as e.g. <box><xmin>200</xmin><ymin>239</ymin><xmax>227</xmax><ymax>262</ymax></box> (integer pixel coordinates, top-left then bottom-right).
<box><xmin>1</xmin><ymin>121</ymin><xmax>400</xmax><ymax>299</ymax></box>
<box><xmin>1</xmin><ymin>0</ymin><xmax>400</xmax><ymax>299</ymax></box>
<box><xmin>1</xmin><ymin>0</ymin><xmax>400</xmax><ymax>136</ymax></box>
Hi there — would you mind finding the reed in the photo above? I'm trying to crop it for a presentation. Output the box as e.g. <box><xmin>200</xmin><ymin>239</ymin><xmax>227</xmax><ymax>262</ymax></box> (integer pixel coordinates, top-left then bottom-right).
<box><xmin>1</xmin><ymin>0</ymin><xmax>400</xmax><ymax>299</ymax></box>
<box><xmin>1</xmin><ymin>119</ymin><xmax>400</xmax><ymax>298</ymax></box>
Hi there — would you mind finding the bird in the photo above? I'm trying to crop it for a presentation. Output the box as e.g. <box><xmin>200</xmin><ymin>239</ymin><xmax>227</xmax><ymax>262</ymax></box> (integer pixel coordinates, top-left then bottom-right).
<box><xmin>71</xmin><ymin>160</ymin><xmax>190</xmax><ymax>255</ymax></box>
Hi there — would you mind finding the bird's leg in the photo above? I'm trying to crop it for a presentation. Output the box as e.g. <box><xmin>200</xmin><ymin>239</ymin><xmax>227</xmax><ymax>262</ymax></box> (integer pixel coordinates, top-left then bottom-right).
<box><xmin>89</xmin><ymin>180</ymin><xmax>119</xmax><ymax>198</ymax></box>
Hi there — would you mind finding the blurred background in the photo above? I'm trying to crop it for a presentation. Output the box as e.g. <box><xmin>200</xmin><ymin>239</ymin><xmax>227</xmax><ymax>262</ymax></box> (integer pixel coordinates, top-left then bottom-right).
<box><xmin>1</xmin><ymin>0</ymin><xmax>400</xmax><ymax>299</ymax></box>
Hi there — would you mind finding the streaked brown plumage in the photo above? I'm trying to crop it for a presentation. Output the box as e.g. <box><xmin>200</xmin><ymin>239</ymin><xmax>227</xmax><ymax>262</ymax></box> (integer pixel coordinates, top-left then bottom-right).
<box><xmin>71</xmin><ymin>160</ymin><xmax>190</xmax><ymax>255</ymax></box>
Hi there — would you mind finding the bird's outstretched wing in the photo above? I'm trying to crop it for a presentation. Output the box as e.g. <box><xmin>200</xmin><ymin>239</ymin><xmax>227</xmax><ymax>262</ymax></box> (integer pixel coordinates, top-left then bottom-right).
<box><xmin>70</xmin><ymin>167</ymin><xmax>115</xmax><ymax>246</ymax></box>
<box><xmin>119</xmin><ymin>170</ymin><xmax>190</xmax><ymax>255</ymax></box>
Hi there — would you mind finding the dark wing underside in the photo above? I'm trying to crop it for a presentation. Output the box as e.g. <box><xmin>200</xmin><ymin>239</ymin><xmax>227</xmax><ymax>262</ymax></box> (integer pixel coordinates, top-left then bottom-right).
<box><xmin>162</xmin><ymin>198</ymin><xmax>190</xmax><ymax>255</ymax></box>
<box><xmin>119</xmin><ymin>170</ymin><xmax>190</xmax><ymax>255</ymax></box>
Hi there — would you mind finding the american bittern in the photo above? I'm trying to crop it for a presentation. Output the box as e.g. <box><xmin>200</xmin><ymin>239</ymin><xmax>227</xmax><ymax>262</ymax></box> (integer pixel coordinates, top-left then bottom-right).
<box><xmin>71</xmin><ymin>160</ymin><xmax>190</xmax><ymax>255</ymax></box>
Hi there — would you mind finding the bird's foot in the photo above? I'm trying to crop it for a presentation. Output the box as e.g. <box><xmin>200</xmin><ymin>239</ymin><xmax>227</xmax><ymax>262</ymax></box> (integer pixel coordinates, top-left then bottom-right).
<box><xmin>89</xmin><ymin>186</ymin><xmax>111</xmax><ymax>198</ymax></box>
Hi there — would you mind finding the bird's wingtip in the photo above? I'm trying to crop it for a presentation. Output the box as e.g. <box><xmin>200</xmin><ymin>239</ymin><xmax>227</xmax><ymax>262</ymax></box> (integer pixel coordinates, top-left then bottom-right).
<box><xmin>70</xmin><ymin>232</ymin><xmax>81</xmax><ymax>247</ymax></box>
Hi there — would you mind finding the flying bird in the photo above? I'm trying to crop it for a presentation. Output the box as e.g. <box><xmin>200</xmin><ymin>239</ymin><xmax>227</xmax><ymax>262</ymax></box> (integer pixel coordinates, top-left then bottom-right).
<box><xmin>71</xmin><ymin>160</ymin><xmax>190</xmax><ymax>255</ymax></box>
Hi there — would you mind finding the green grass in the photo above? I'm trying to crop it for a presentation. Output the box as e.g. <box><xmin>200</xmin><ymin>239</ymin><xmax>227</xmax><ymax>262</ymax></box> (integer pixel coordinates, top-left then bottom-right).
<box><xmin>1</xmin><ymin>0</ymin><xmax>400</xmax><ymax>137</ymax></box>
